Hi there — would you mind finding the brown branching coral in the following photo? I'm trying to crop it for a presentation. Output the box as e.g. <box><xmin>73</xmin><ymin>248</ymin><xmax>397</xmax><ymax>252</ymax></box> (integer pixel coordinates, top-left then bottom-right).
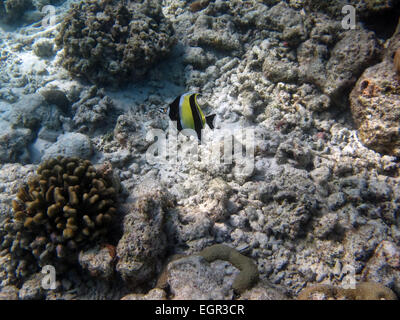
<box><xmin>0</xmin><ymin>156</ymin><xmax>118</xmax><ymax>283</ymax></box>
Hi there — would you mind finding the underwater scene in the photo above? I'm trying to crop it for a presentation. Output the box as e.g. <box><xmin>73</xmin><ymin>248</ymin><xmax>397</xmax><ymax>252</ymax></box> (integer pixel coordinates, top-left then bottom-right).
<box><xmin>0</xmin><ymin>0</ymin><xmax>399</xmax><ymax>301</ymax></box>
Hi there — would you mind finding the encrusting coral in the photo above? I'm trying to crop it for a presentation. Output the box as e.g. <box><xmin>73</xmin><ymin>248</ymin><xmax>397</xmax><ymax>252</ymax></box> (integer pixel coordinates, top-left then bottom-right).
<box><xmin>199</xmin><ymin>244</ymin><xmax>259</xmax><ymax>294</ymax></box>
<box><xmin>55</xmin><ymin>0</ymin><xmax>176</xmax><ymax>86</ymax></box>
<box><xmin>297</xmin><ymin>282</ymin><xmax>397</xmax><ymax>300</ymax></box>
<box><xmin>0</xmin><ymin>156</ymin><xmax>118</xmax><ymax>284</ymax></box>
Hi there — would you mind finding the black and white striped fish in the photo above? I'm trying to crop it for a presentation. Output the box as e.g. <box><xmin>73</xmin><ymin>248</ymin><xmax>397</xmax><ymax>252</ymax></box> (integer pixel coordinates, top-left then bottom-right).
<box><xmin>168</xmin><ymin>92</ymin><xmax>215</xmax><ymax>141</ymax></box>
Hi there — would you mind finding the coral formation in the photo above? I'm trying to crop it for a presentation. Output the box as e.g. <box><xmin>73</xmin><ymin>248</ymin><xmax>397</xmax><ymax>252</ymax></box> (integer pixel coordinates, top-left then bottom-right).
<box><xmin>55</xmin><ymin>0</ymin><xmax>176</xmax><ymax>86</ymax></box>
<box><xmin>297</xmin><ymin>282</ymin><xmax>397</xmax><ymax>300</ymax></box>
<box><xmin>199</xmin><ymin>244</ymin><xmax>259</xmax><ymax>294</ymax></box>
<box><xmin>0</xmin><ymin>156</ymin><xmax>118</xmax><ymax>283</ymax></box>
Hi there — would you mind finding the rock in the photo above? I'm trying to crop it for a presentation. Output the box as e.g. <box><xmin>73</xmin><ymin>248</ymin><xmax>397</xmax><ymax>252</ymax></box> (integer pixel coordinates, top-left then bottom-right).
<box><xmin>362</xmin><ymin>240</ymin><xmax>400</xmax><ymax>296</ymax></box>
<box><xmin>327</xmin><ymin>192</ymin><xmax>347</xmax><ymax>211</ymax></box>
<box><xmin>42</xmin><ymin>132</ymin><xmax>92</xmax><ymax>160</ymax></box>
<box><xmin>116</xmin><ymin>187</ymin><xmax>172</xmax><ymax>287</ymax></box>
<box><xmin>33</xmin><ymin>39</ymin><xmax>55</xmax><ymax>58</ymax></box>
<box><xmin>238</xmin><ymin>281</ymin><xmax>289</xmax><ymax>300</ymax></box>
<box><xmin>79</xmin><ymin>245</ymin><xmax>115</xmax><ymax>279</ymax></box>
<box><xmin>304</xmin><ymin>0</ymin><xmax>398</xmax><ymax>19</ymax></box>
<box><xmin>189</xmin><ymin>13</ymin><xmax>242</xmax><ymax>54</ymax></box>
<box><xmin>324</xmin><ymin>30</ymin><xmax>380</xmax><ymax>105</ymax></box>
<box><xmin>183</xmin><ymin>46</ymin><xmax>211</xmax><ymax>70</ymax></box>
<box><xmin>262</xmin><ymin>2</ymin><xmax>307</xmax><ymax>46</ymax></box>
<box><xmin>72</xmin><ymin>87</ymin><xmax>115</xmax><ymax>133</ymax></box>
<box><xmin>18</xmin><ymin>274</ymin><xmax>45</xmax><ymax>300</ymax></box>
<box><xmin>121</xmin><ymin>288</ymin><xmax>167</xmax><ymax>300</ymax></box>
<box><xmin>0</xmin><ymin>120</ymin><xmax>33</xmax><ymax>164</ymax></box>
<box><xmin>350</xmin><ymin>60</ymin><xmax>400</xmax><ymax>156</ymax></box>
<box><xmin>40</xmin><ymin>89</ymin><xmax>70</xmax><ymax>114</ymax></box>
<box><xmin>314</xmin><ymin>212</ymin><xmax>340</xmax><ymax>239</ymax></box>
<box><xmin>298</xmin><ymin>29</ymin><xmax>381</xmax><ymax>108</ymax></box>
<box><xmin>0</xmin><ymin>285</ymin><xmax>19</xmax><ymax>300</ymax></box>
<box><xmin>263</xmin><ymin>54</ymin><xmax>299</xmax><ymax>83</ymax></box>
<box><xmin>163</xmin><ymin>255</ymin><xmax>234</xmax><ymax>300</ymax></box>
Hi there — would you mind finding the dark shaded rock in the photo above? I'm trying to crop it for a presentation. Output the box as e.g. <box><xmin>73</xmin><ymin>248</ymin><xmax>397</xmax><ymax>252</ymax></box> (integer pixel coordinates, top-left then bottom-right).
<box><xmin>40</xmin><ymin>89</ymin><xmax>70</xmax><ymax>114</ymax></box>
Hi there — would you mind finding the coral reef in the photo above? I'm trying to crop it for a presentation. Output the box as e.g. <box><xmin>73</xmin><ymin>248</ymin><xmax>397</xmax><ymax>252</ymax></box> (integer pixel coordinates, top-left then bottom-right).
<box><xmin>55</xmin><ymin>0</ymin><xmax>176</xmax><ymax>86</ymax></box>
<box><xmin>199</xmin><ymin>244</ymin><xmax>259</xmax><ymax>294</ymax></box>
<box><xmin>121</xmin><ymin>288</ymin><xmax>167</xmax><ymax>300</ymax></box>
<box><xmin>297</xmin><ymin>282</ymin><xmax>397</xmax><ymax>300</ymax></box>
<box><xmin>0</xmin><ymin>156</ymin><xmax>118</xmax><ymax>284</ymax></box>
<box><xmin>2</xmin><ymin>0</ymin><xmax>400</xmax><ymax>301</ymax></box>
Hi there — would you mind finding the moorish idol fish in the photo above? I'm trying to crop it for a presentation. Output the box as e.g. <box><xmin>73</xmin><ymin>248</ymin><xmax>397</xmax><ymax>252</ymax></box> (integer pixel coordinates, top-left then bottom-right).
<box><xmin>168</xmin><ymin>92</ymin><xmax>216</xmax><ymax>141</ymax></box>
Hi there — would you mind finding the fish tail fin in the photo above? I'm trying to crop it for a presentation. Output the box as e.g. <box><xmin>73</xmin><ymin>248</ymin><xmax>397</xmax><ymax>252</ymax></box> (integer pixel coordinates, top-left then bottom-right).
<box><xmin>205</xmin><ymin>114</ymin><xmax>216</xmax><ymax>129</ymax></box>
